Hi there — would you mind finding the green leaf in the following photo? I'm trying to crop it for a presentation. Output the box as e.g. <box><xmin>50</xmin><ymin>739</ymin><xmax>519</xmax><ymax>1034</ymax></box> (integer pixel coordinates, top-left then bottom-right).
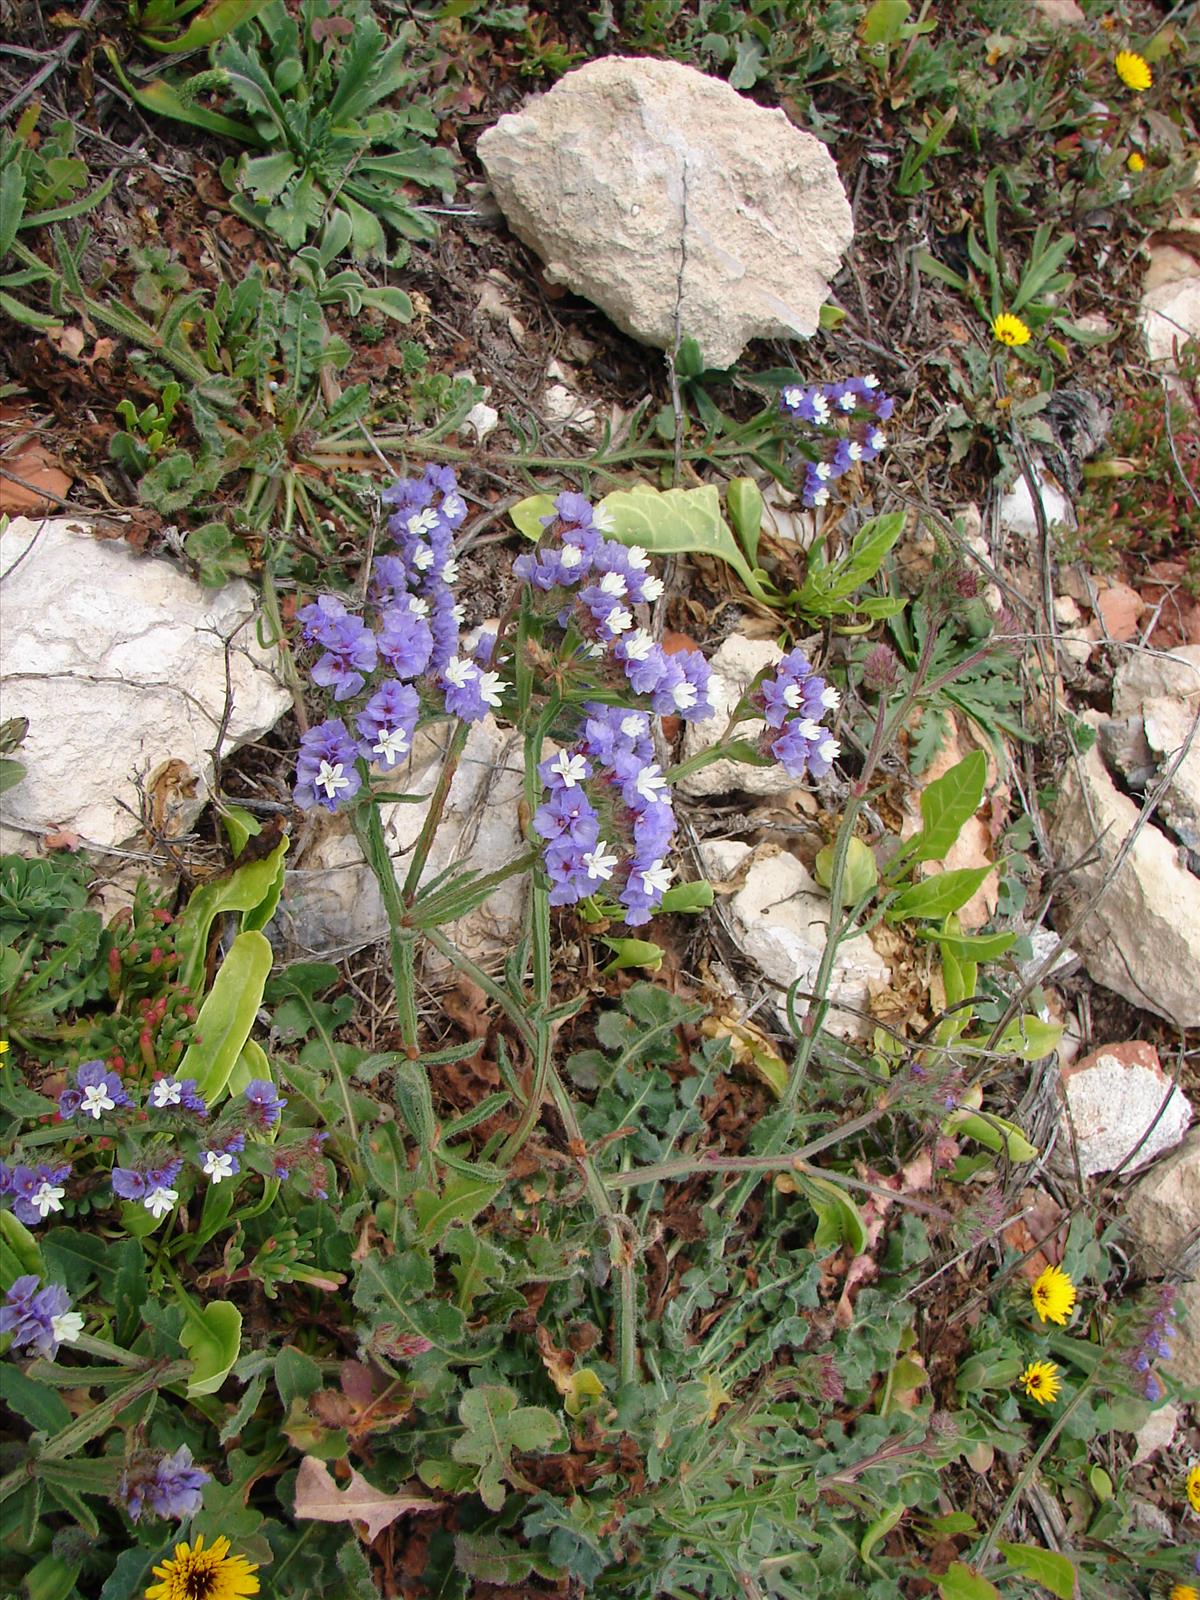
<box><xmin>0</xmin><ymin>1209</ymin><xmax>45</xmax><ymax>1287</ymax></box>
<box><xmin>937</xmin><ymin>1565</ymin><xmax>1000</xmax><ymax>1600</ymax></box>
<box><xmin>413</xmin><ymin>1172</ymin><xmax>501</xmax><ymax>1248</ymax></box>
<box><xmin>138</xmin><ymin>0</ymin><xmax>272</xmax><ymax>51</ymax></box>
<box><xmin>178</xmin><ymin>1294</ymin><xmax>242</xmax><ymax>1396</ymax></box>
<box><xmin>598</xmin><ymin>483</ymin><xmax>774</xmax><ymax>603</ymax></box>
<box><xmin>886</xmin><ymin>867</ymin><xmax>992</xmax><ymax>923</ymax></box>
<box><xmin>991</xmin><ymin>1014</ymin><xmax>1062</xmax><ymax>1061</ymax></box>
<box><xmin>600</xmin><ymin>937</ymin><xmax>664</xmax><ymax>974</ymax></box>
<box><xmin>914</xmin><ymin>929</ymin><xmax>1016</xmax><ymax>961</ymax></box>
<box><xmin>795</xmin><ymin>1174</ymin><xmax>868</xmax><ymax>1253</ymax></box>
<box><xmin>657</xmin><ymin>880</ymin><xmax>714</xmax><ymax>915</ymax></box>
<box><xmin>450</xmin><ymin>1384</ymin><xmax>566</xmax><ymax>1511</ymax></box>
<box><xmin>23</xmin><ymin>1553</ymin><xmax>81</xmax><ymax>1600</ymax></box>
<box><xmin>907</xmin><ymin>750</ymin><xmax>987</xmax><ymax>866</ymax></box>
<box><xmin>275</xmin><ymin>1344</ymin><xmax>323</xmax><ymax>1409</ymax></box>
<box><xmin>509</xmin><ymin>493</ymin><xmax>557</xmax><ymax>542</ymax></box>
<box><xmin>0</xmin><ymin>1365</ymin><xmax>70</xmax><ymax>1433</ymax></box>
<box><xmin>220</xmin><ymin>804</ymin><xmax>262</xmax><ymax>857</ymax></box>
<box><xmin>814</xmin><ymin>837</ymin><xmax>878</xmax><ymax>906</ymax></box>
<box><xmin>173</xmin><ymin>838</ymin><xmax>288</xmax><ymax>994</ymax></box>
<box><xmin>725</xmin><ymin>477</ymin><xmax>763</xmax><ymax>569</ymax></box>
<box><xmin>176</xmin><ymin>929</ymin><xmax>274</xmax><ymax>1105</ymax></box>
<box><xmin>997</xmin><ymin>1542</ymin><xmax>1075</xmax><ymax>1600</ymax></box>
<box><xmin>0</xmin><ymin>757</ymin><xmax>26</xmax><ymax>795</ymax></box>
<box><xmin>861</xmin><ymin>0</ymin><xmax>910</xmax><ymax>46</ymax></box>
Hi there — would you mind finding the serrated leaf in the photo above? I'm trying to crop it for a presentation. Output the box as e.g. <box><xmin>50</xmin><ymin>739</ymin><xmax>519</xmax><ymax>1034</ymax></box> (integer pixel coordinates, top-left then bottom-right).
<box><xmin>293</xmin><ymin>1457</ymin><xmax>436</xmax><ymax>1540</ymax></box>
<box><xmin>451</xmin><ymin>1384</ymin><xmax>566</xmax><ymax>1511</ymax></box>
<box><xmin>412</xmin><ymin>1172</ymin><xmax>501</xmax><ymax>1247</ymax></box>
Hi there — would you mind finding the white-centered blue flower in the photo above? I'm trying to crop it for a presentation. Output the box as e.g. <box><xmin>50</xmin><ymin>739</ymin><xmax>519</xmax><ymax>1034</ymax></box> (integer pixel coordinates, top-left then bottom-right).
<box><xmin>820</xmin><ymin>684</ymin><xmax>841</xmax><ymax>710</ymax></box>
<box><xmin>818</xmin><ymin>736</ymin><xmax>841</xmax><ymax>763</ymax></box>
<box><xmin>605</xmin><ymin>607</ymin><xmax>633</xmax><ymax>635</ymax></box>
<box><xmin>797</xmin><ymin>718</ymin><xmax>824</xmax><ymax>740</ymax></box>
<box><xmin>626</xmin><ymin>544</ymin><xmax>650</xmax><ymax>570</ymax></box>
<box><xmin>441</xmin><ymin>558</ymin><xmax>459</xmax><ymax>584</ymax></box>
<box><xmin>641</xmin><ymin>576</ymin><xmax>665</xmax><ymax>602</ymax></box>
<box><xmin>639</xmin><ymin>860</ymin><xmax>673</xmax><ymax>895</ymax></box>
<box><xmin>51</xmin><ymin>1310</ymin><xmax>84</xmax><ymax>1345</ymax></box>
<box><xmin>373</xmin><ymin>727</ymin><xmax>410</xmax><ymax>765</ymax></box>
<box><xmin>672</xmin><ymin>681</ymin><xmax>698</xmax><ymax>712</ymax></box>
<box><xmin>444</xmin><ymin>657</ymin><xmax>477</xmax><ymax>689</ymax></box>
<box><xmin>407</xmin><ymin>508</ymin><xmax>439</xmax><ymax>536</ymax></box>
<box><xmin>592</xmin><ymin>504</ymin><xmax>616</xmax><ymax>532</ymax></box>
<box><xmin>623</xmin><ymin>629</ymin><xmax>655</xmax><ymax>661</ymax></box>
<box><xmin>549</xmin><ymin>752</ymin><xmax>588</xmax><ymax>788</ymax></box>
<box><xmin>31</xmin><ymin>1181</ymin><xmax>65</xmax><ymax>1219</ymax></box>
<box><xmin>478</xmin><ymin>671</ymin><xmax>505</xmax><ymax>708</ymax></box>
<box><xmin>144</xmin><ymin>1185</ymin><xmax>178</xmax><ymax>1219</ymax></box>
<box><xmin>81</xmin><ymin>1083</ymin><xmax>116</xmax><ymax>1119</ymax></box>
<box><xmin>583</xmin><ymin>841</ymin><xmax>619</xmax><ymax>882</ymax></box>
<box><xmin>412</xmin><ymin>544</ymin><xmax>434</xmax><ymax>571</ymax></box>
<box><xmin>443</xmin><ymin>493</ymin><xmax>466</xmax><ymax>521</ymax></box>
<box><xmin>635</xmin><ymin>764</ymin><xmax>668</xmax><ymax>803</ymax></box>
<box><xmin>600</xmin><ymin>571</ymin><xmax>628</xmax><ymax>597</ymax></box>
<box><xmin>150</xmin><ymin>1079</ymin><xmax>182</xmax><ymax>1108</ymax></box>
<box><xmin>316</xmin><ymin>760</ymin><xmax>350</xmax><ymax>800</ymax></box>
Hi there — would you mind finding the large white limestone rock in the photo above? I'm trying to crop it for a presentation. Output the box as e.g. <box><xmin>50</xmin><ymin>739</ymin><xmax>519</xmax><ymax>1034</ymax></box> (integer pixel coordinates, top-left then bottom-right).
<box><xmin>0</xmin><ymin>517</ymin><xmax>290</xmax><ymax>852</ymax></box>
<box><xmin>1051</xmin><ymin>714</ymin><xmax>1200</xmax><ymax>1029</ymax></box>
<box><xmin>700</xmin><ymin>839</ymin><xmax>890</xmax><ymax>1037</ymax></box>
<box><xmin>477</xmin><ymin>57</ymin><xmax>854</xmax><ymax>370</ymax></box>
<box><xmin>277</xmin><ymin>718</ymin><xmax>527</xmax><ymax>971</ymax></box>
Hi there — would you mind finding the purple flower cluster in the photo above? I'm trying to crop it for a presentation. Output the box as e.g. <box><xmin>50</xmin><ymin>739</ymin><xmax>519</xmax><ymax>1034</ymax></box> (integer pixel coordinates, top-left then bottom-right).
<box><xmin>533</xmin><ymin>704</ymin><xmax>678</xmax><ymax>926</ymax></box>
<box><xmin>779</xmin><ymin>374</ymin><xmax>894</xmax><ymax>507</ymax></box>
<box><xmin>1127</xmin><ymin>1284</ymin><xmax>1178</xmax><ymax>1403</ymax></box>
<box><xmin>0</xmin><ymin>1160</ymin><xmax>70</xmax><ymax>1225</ymax></box>
<box><xmin>243</xmin><ymin>1078</ymin><xmax>286</xmax><ymax>1131</ymax></box>
<box><xmin>269</xmin><ymin>1129</ymin><xmax>330</xmax><ymax>1199</ymax></box>
<box><xmin>1</xmin><ymin>1274</ymin><xmax>82</xmax><ymax>1359</ymax></box>
<box><xmin>513</xmin><ymin>493</ymin><xmax>673</xmax><ymax>654</ymax></box>
<box><xmin>112</xmin><ymin>1155</ymin><xmax>185</xmax><ymax>1221</ymax></box>
<box><xmin>57</xmin><ymin>1059</ymin><xmax>131</xmax><ymax>1122</ymax></box>
<box><xmin>756</xmin><ymin>648</ymin><xmax>841</xmax><ymax>780</ymax></box>
<box><xmin>295</xmin><ymin>467</ymin><xmax>509</xmax><ymax>815</ymax></box>
<box><xmin>119</xmin><ymin>1445</ymin><xmax>210</xmax><ymax>1523</ymax></box>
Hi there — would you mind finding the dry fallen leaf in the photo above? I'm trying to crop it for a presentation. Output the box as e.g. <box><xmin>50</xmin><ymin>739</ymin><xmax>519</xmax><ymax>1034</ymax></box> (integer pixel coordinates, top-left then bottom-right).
<box><xmin>293</xmin><ymin>1457</ymin><xmax>437</xmax><ymax>1542</ymax></box>
<box><xmin>0</xmin><ymin>443</ymin><xmax>72</xmax><ymax>513</ymax></box>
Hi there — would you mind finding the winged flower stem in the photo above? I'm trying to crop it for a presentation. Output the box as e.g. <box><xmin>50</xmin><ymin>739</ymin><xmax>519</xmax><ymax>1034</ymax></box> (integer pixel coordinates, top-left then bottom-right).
<box><xmin>401</xmin><ymin>720</ymin><xmax>471</xmax><ymax>903</ymax></box>
<box><xmin>353</xmin><ymin>801</ymin><xmax>419</xmax><ymax>1053</ymax></box>
<box><xmin>717</xmin><ymin>625</ymin><xmax>941</xmax><ymax>1224</ymax></box>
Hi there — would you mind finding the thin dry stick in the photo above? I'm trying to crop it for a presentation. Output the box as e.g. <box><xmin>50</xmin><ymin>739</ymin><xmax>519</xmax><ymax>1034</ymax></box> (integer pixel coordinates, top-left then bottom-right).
<box><xmin>0</xmin><ymin>0</ymin><xmax>102</xmax><ymax>121</ymax></box>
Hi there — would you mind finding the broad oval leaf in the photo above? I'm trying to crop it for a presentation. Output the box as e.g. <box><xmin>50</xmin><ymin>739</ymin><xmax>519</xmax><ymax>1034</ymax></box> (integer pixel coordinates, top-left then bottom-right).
<box><xmin>886</xmin><ymin>866</ymin><xmax>991</xmax><ymax>923</ymax></box>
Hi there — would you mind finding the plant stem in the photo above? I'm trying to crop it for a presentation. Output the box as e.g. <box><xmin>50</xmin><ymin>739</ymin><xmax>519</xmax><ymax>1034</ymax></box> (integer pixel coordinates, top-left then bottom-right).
<box><xmin>353</xmin><ymin>802</ymin><xmax>418</xmax><ymax>1052</ymax></box>
<box><xmin>401</xmin><ymin>720</ymin><xmax>470</xmax><ymax>903</ymax></box>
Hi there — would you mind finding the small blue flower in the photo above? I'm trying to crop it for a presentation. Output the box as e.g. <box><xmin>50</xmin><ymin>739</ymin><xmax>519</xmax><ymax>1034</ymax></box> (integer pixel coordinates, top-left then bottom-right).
<box><xmin>244</xmin><ymin>1079</ymin><xmax>287</xmax><ymax>1129</ymax></box>
<box><xmin>294</xmin><ymin>719</ymin><xmax>363</xmax><ymax>813</ymax></box>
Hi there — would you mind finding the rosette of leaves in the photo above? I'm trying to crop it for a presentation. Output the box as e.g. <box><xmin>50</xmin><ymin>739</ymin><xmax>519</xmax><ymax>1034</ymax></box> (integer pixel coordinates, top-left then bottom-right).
<box><xmin>124</xmin><ymin>0</ymin><xmax>455</xmax><ymax>259</ymax></box>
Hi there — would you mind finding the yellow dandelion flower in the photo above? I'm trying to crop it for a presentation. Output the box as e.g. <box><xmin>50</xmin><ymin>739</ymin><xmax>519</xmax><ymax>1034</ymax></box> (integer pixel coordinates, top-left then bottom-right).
<box><xmin>1018</xmin><ymin>1359</ymin><xmax>1061</xmax><ymax>1405</ymax></box>
<box><xmin>1127</xmin><ymin>151</ymin><xmax>1145</xmax><ymax>172</ymax></box>
<box><xmin>992</xmin><ymin>312</ymin><xmax>1031</xmax><ymax>347</ymax></box>
<box><xmin>1188</xmin><ymin>1462</ymin><xmax>1200</xmax><ymax>1514</ymax></box>
<box><xmin>1031</xmin><ymin>1264</ymin><xmax>1076</xmax><ymax>1325</ymax></box>
<box><xmin>1169</xmin><ymin>1587</ymin><xmax>1199</xmax><ymax>1600</ymax></box>
<box><xmin>144</xmin><ymin>1534</ymin><xmax>259</xmax><ymax>1600</ymax></box>
<box><xmin>1115</xmin><ymin>50</ymin><xmax>1152</xmax><ymax>92</ymax></box>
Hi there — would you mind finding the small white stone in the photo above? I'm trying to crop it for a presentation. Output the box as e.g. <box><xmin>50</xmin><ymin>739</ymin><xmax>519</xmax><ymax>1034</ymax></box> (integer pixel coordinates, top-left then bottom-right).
<box><xmin>462</xmin><ymin>402</ymin><xmax>500</xmax><ymax>444</ymax></box>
